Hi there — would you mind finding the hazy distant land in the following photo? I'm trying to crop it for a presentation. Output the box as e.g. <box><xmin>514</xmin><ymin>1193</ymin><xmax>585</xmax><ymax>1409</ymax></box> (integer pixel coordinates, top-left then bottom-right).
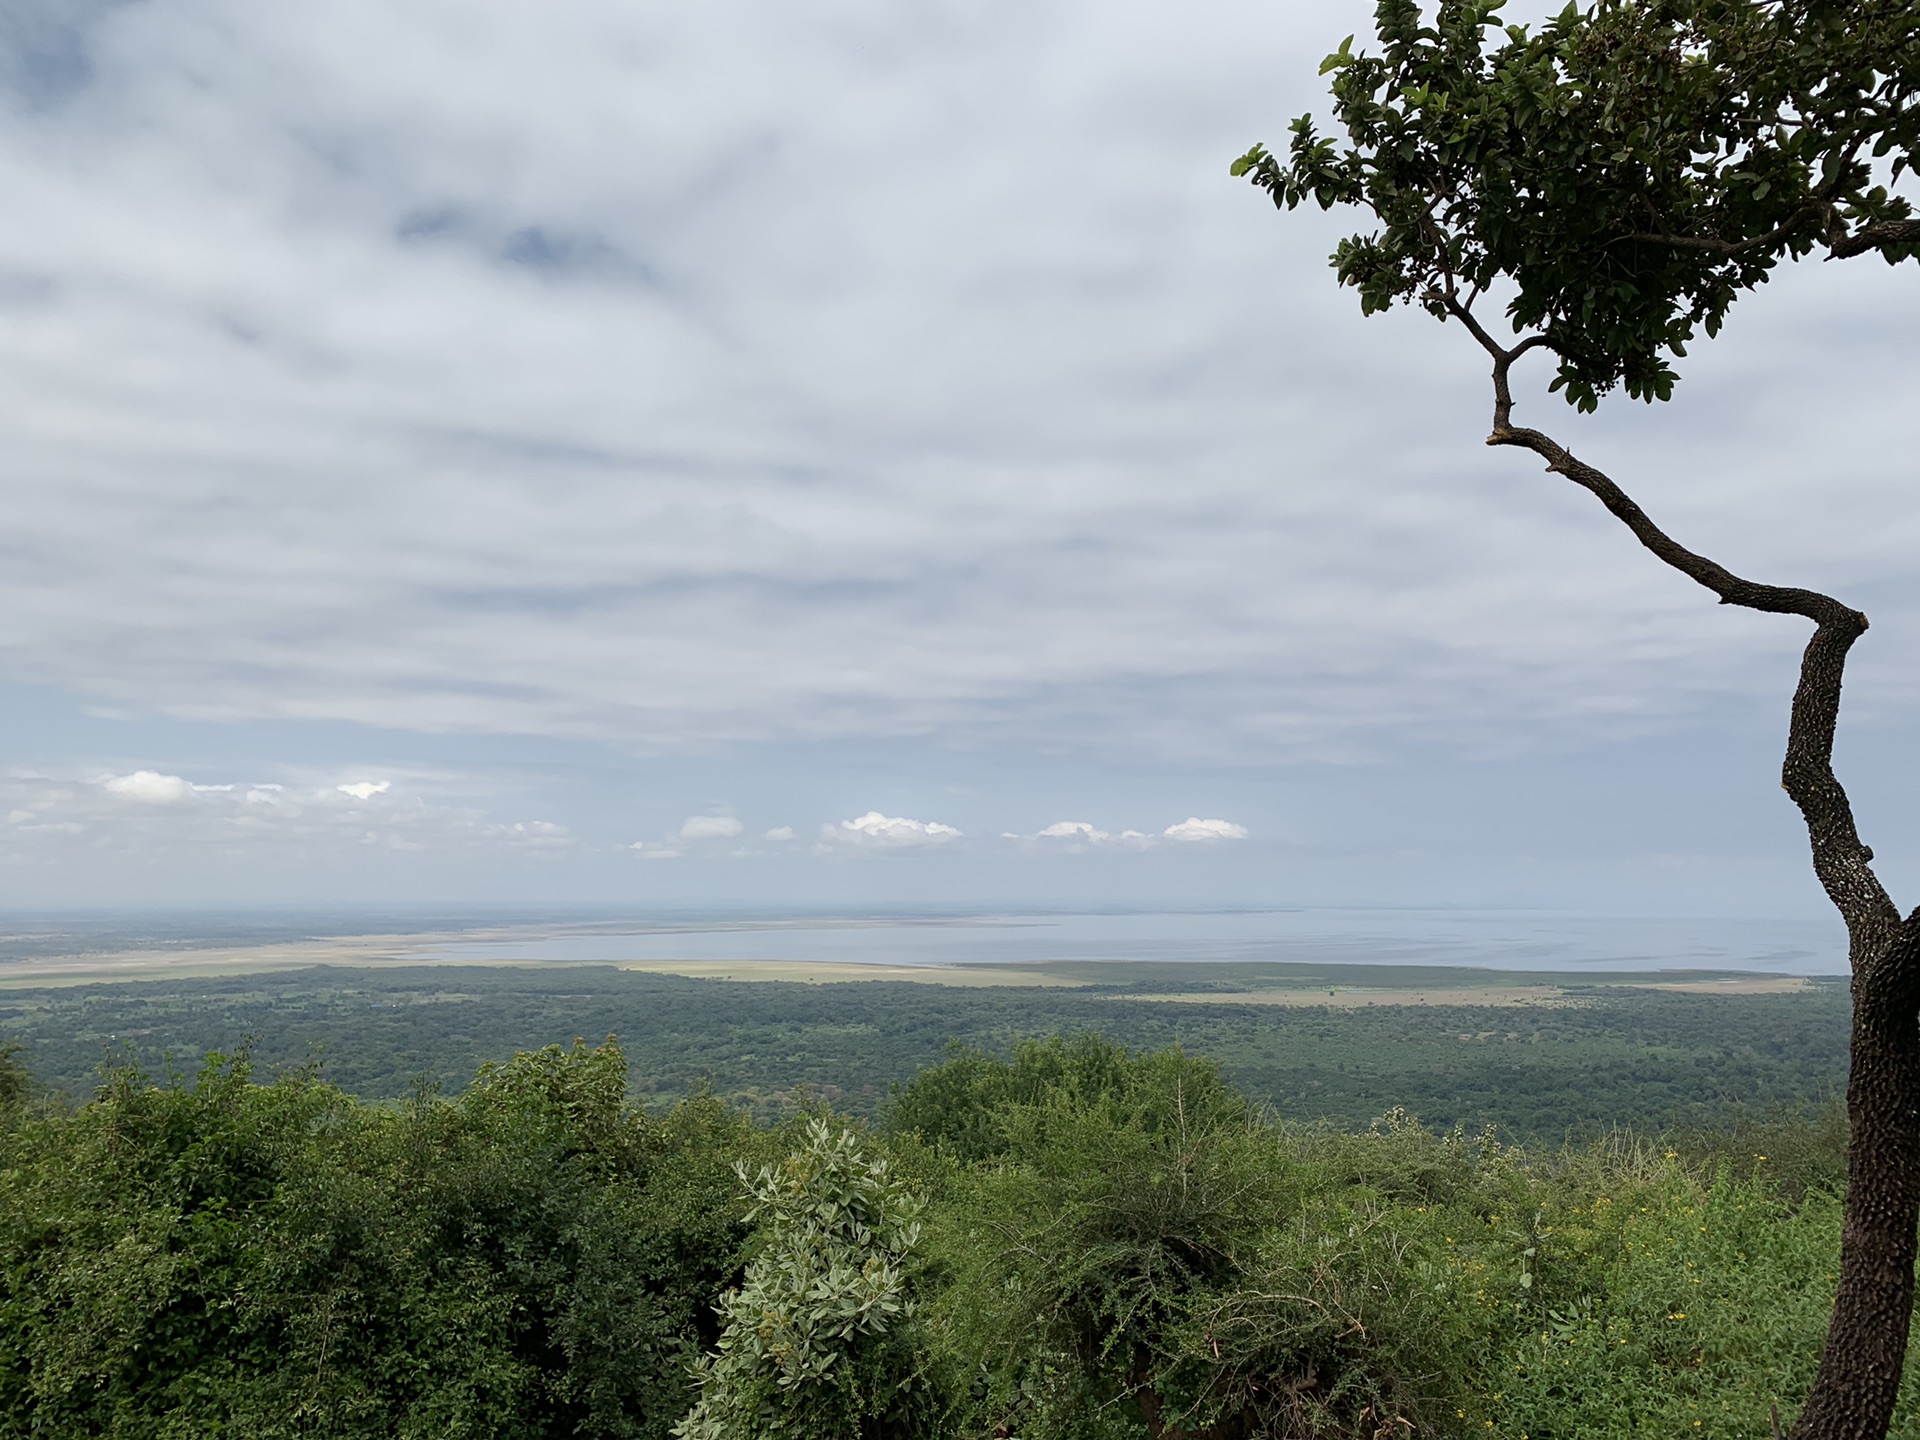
<box><xmin>0</xmin><ymin>906</ymin><xmax>1841</xmax><ymax>997</ymax></box>
<box><xmin>0</xmin><ymin>908</ymin><xmax>1845</xmax><ymax>1138</ymax></box>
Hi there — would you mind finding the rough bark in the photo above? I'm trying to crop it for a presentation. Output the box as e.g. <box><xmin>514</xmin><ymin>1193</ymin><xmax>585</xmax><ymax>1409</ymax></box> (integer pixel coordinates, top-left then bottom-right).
<box><xmin>1442</xmin><ymin>299</ymin><xmax>1920</xmax><ymax>1439</ymax></box>
<box><xmin>1793</xmin><ymin>913</ymin><xmax>1920</xmax><ymax>1439</ymax></box>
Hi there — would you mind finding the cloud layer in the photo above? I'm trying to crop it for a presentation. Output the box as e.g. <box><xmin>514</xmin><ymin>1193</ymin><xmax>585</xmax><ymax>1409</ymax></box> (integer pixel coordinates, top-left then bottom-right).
<box><xmin>0</xmin><ymin>2</ymin><xmax>1912</xmax><ymax>920</ymax></box>
<box><xmin>0</xmin><ymin>0</ymin><xmax>1908</xmax><ymax>777</ymax></box>
<box><xmin>2</xmin><ymin>767</ymin><xmax>573</xmax><ymax>862</ymax></box>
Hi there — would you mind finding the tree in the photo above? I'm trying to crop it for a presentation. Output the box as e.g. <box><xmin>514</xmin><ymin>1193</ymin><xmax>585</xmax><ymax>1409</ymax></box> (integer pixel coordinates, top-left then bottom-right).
<box><xmin>674</xmin><ymin>1120</ymin><xmax>935</xmax><ymax>1440</ymax></box>
<box><xmin>911</xmin><ymin>1042</ymin><xmax>1459</xmax><ymax>1439</ymax></box>
<box><xmin>1231</xmin><ymin>2</ymin><xmax>1917</xmax><ymax>1435</ymax></box>
<box><xmin>0</xmin><ymin>1041</ymin><xmax>28</xmax><ymax>1112</ymax></box>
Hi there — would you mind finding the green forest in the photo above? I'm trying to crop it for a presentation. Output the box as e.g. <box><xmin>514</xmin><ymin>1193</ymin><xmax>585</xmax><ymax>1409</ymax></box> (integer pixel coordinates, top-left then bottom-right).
<box><xmin>0</xmin><ymin>964</ymin><xmax>1853</xmax><ymax>1138</ymax></box>
<box><xmin>0</xmin><ymin>1025</ymin><xmax>1902</xmax><ymax>1438</ymax></box>
<box><xmin>0</xmin><ymin>956</ymin><xmax>1874</xmax><ymax>1436</ymax></box>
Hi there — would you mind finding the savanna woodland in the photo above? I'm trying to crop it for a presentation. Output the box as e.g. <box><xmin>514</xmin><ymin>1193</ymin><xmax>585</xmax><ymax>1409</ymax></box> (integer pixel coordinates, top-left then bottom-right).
<box><xmin>4</xmin><ymin>1</ymin><xmax>1919</xmax><ymax>1437</ymax></box>
<box><xmin>0</xmin><ymin>1032</ymin><xmax>1903</xmax><ymax>1439</ymax></box>
<box><xmin>1232</xmin><ymin>0</ymin><xmax>1920</xmax><ymax>1434</ymax></box>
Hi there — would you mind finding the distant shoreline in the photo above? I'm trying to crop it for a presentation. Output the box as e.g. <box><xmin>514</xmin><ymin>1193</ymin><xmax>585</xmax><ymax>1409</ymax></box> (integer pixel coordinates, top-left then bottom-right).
<box><xmin>0</xmin><ymin>919</ymin><xmax>1831</xmax><ymax>1009</ymax></box>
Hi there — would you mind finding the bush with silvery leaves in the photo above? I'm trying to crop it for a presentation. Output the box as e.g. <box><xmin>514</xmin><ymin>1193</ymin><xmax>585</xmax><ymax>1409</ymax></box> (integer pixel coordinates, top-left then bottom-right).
<box><xmin>674</xmin><ymin>1119</ymin><xmax>933</xmax><ymax>1440</ymax></box>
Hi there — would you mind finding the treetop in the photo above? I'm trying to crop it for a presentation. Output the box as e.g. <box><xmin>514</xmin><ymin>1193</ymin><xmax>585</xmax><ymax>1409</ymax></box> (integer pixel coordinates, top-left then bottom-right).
<box><xmin>1234</xmin><ymin>0</ymin><xmax>1919</xmax><ymax>409</ymax></box>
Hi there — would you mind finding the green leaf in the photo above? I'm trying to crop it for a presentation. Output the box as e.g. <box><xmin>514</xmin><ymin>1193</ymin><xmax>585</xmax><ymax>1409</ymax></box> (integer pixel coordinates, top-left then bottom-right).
<box><xmin>1320</xmin><ymin>35</ymin><xmax>1356</xmax><ymax>75</ymax></box>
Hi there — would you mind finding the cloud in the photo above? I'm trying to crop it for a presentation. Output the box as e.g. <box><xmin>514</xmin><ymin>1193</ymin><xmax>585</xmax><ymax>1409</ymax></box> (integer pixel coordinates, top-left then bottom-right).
<box><xmin>0</xmin><ymin>0</ymin><xmax>1913</xmax><ymax>921</ymax></box>
<box><xmin>0</xmin><ymin>0</ymin><xmax>1906</xmax><ymax>775</ymax></box>
<box><xmin>828</xmin><ymin>811</ymin><xmax>962</xmax><ymax>848</ymax></box>
<box><xmin>494</xmin><ymin>819</ymin><xmax>571</xmax><ymax>851</ymax></box>
<box><xmin>1162</xmin><ymin>817</ymin><xmax>1249</xmax><ymax>843</ymax></box>
<box><xmin>679</xmin><ymin>814</ymin><xmax>743</xmax><ymax>840</ymax></box>
<box><xmin>3</xmin><ymin>766</ymin><xmax>581</xmax><ymax>863</ymax></box>
<box><xmin>103</xmin><ymin>770</ymin><xmax>192</xmax><ymax>804</ymax></box>
<box><xmin>1029</xmin><ymin>820</ymin><xmax>1155</xmax><ymax>849</ymax></box>
<box><xmin>628</xmin><ymin>841</ymin><xmax>682</xmax><ymax>860</ymax></box>
<box><xmin>762</xmin><ymin>825</ymin><xmax>796</xmax><ymax>841</ymax></box>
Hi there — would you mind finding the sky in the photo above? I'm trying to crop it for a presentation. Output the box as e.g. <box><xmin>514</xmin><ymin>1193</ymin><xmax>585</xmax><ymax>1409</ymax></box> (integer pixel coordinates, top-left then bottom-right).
<box><xmin>0</xmin><ymin>0</ymin><xmax>1915</xmax><ymax>923</ymax></box>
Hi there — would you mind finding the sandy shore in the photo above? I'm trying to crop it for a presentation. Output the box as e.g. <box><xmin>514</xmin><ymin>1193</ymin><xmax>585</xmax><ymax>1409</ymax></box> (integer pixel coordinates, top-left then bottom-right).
<box><xmin>0</xmin><ymin>938</ymin><xmax>1087</xmax><ymax>990</ymax></box>
<box><xmin>1112</xmin><ymin>984</ymin><xmax>1579</xmax><ymax>1008</ymax></box>
<box><xmin>0</xmin><ymin>934</ymin><xmax>1815</xmax><ymax>1002</ymax></box>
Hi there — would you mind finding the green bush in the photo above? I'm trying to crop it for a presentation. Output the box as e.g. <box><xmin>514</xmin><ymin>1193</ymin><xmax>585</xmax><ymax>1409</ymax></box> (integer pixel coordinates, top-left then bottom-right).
<box><xmin>0</xmin><ymin>1040</ymin><xmax>761</xmax><ymax>1439</ymax></box>
<box><xmin>914</xmin><ymin>1047</ymin><xmax>1476</xmax><ymax>1437</ymax></box>
<box><xmin>897</xmin><ymin>1041</ymin><xmax>1920</xmax><ymax>1439</ymax></box>
<box><xmin>676</xmin><ymin>1120</ymin><xmax>937</xmax><ymax>1440</ymax></box>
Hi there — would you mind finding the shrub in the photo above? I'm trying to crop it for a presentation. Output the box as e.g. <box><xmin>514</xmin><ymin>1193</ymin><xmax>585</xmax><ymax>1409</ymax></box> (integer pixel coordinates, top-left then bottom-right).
<box><xmin>675</xmin><ymin>1120</ymin><xmax>936</xmax><ymax>1440</ymax></box>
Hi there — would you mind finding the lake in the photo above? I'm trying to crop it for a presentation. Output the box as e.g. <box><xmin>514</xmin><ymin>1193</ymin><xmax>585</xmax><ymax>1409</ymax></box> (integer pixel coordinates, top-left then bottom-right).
<box><xmin>410</xmin><ymin>907</ymin><xmax>1847</xmax><ymax>975</ymax></box>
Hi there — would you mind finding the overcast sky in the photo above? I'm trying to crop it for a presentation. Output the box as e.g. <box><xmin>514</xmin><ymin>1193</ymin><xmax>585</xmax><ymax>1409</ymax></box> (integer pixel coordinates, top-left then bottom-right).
<box><xmin>0</xmin><ymin>0</ymin><xmax>1914</xmax><ymax>927</ymax></box>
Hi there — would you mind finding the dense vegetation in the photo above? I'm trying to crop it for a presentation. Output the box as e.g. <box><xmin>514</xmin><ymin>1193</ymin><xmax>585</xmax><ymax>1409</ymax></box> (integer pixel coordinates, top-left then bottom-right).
<box><xmin>0</xmin><ymin>1032</ymin><xmax>1906</xmax><ymax>1438</ymax></box>
<box><xmin>0</xmin><ymin>965</ymin><xmax>1849</xmax><ymax>1139</ymax></box>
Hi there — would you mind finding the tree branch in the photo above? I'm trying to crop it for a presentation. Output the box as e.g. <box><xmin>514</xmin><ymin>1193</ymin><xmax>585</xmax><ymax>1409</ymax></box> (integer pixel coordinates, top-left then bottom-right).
<box><xmin>1457</xmin><ymin>326</ymin><xmax>1902</xmax><ymax>965</ymax></box>
<box><xmin>1829</xmin><ymin>217</ymin><xmax>1920</xmax><ymax>259</ymax></box>
<box><xmin>1626</xmin><ymin>204</ymin><xmax>1826</xmax><ymax>257</ymax></box>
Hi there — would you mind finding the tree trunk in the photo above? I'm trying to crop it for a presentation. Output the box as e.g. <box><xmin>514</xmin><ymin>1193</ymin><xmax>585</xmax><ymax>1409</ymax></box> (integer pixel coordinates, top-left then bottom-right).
<box><xmin>1789</xmin><ymin>915</ymin><xmax>1920</xmax><ymax>1440</ymax></box>
<box><xmin>1450</xmin><ymin>318</ymin><xmax>1920</xmax><ymax>1437</ymax></box>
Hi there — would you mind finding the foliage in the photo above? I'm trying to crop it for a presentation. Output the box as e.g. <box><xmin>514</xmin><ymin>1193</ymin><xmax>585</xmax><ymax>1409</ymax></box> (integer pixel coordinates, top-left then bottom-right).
<box><xmin>916</xmin><ymin>1047</ymin><xmax>1474</xmax><ymax>1438</ymax></box>
<box><xmin>675</xmin><ymin>1121</ymin><xmax>936</xmax><ymax>1440</ymax></box>
<box><xmin>1233</xmin><ymin>0</ymin><xmax>1919</xmax><ymax>410</ymax></box>
<box><xmin>0</xmin><ymin>1038</ymin><xmax>760</xmax><ymax>1439</ymax></box>
<box><xmin>0</xmin><ymin>965</ymin><xmax>1853</xmax><ymax>1141</ymax></box>
<box><xmin>0</xmin><ymin>1040</ymin><xmax>28</xmax><ymax>1112</ymax></box>
<box><xmin>909</xmin><ymin>1044</ymin><xmax>1909</xmax><ymax>1439</ymax></box>
<box><xmin>0</xmin><ymin>1029</ymin><xmax>1907</xmax><ymax>1437</ymax></box>
<box><xmin>883</xmin><ymin>1033</ymin><xmax>1157</xmax><ymax>1163</ymax></box>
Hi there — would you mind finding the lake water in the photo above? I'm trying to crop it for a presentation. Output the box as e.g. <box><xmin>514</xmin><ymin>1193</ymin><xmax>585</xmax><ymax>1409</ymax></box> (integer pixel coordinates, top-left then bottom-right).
<box><xmin>411</xmin><ymin>908</ymin><xmax>1848</xmax><ymax>975</ymax></box>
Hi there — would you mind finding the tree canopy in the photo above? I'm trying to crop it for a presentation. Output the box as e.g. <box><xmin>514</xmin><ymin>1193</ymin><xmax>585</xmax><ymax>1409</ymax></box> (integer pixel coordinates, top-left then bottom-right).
<box><xmin>1233</xmin><ymin>0</ymin><xmax>1918</xmax><ymax>410</ymax></box>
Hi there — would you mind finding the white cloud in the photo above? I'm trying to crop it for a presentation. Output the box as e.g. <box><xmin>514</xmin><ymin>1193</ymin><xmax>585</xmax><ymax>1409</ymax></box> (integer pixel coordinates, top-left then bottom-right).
<box><xmin>629</xmin><ymin>840</ymin><xmax>683</xmax><ymax>860</ymax></box>
<box><xmin>2</xmin><ymin>767</ymin><xmax>582</xmax><ymax>864</ymax></box>
<box><xmin>762</xmin><ymin>825</ymin><xmax>796</xmax><ymax>841</ymax></box>
<box><xmin>828</xmin><ymin>811</ymin><xmax>962</xmax><ymax>848</ymax></box>
<box><xmin>1027</xmin><ymin>820</ymin><xmax>1155</xmax><ymax>849</ymax></box>
<box><xmin>679</xmin><ymin>814</ymin><xmax>744</xmax><ymax>840</ymax></box>
<box><xmin>1037</xmin><ymin>820</ymin><xmax>1104</xmax><ymax>840</ymax></box>
<box><xmin>336</xmin><ymin>780</ymin><xmax>391</xmax><ymax>800</ymax></box>
<box><xmin>1163</xmin><ymin>817</ymin><xmax>1249</xmax><ymax>843</ymax></box>
<box><xmin>103</xmin><ymin>770</ymin><xmax>192</xmax><ymax>804</ymax></box>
